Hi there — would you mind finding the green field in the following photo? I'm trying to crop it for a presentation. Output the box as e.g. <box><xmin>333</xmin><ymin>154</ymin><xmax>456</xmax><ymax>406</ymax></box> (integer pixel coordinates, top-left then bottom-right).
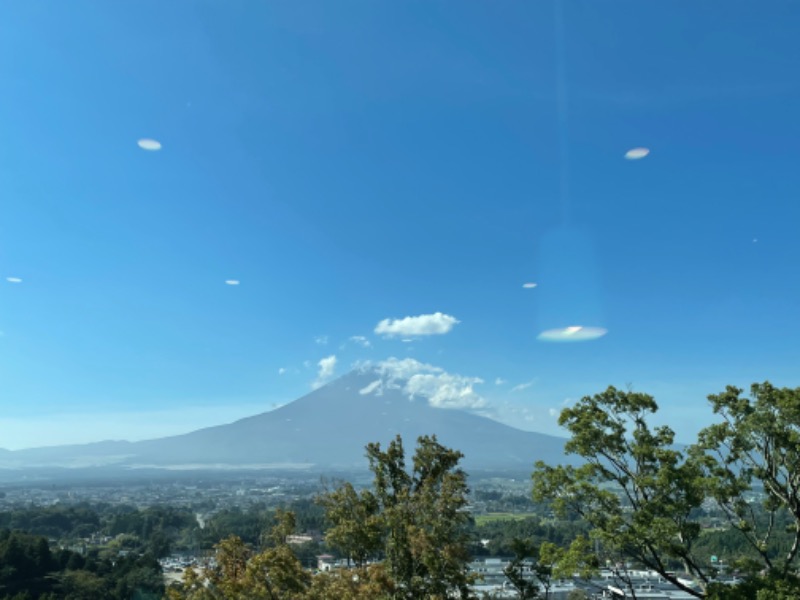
<box><xmin>474</xmin><ymin>512</ymin><xmax>538</xmax><ymax>525</ymax></box>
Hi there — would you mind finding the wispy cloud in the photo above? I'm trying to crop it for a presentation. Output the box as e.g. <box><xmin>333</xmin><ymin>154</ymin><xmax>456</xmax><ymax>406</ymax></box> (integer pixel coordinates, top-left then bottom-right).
<box><xmin>314</xmin><ymin>335</ymin><xmax>329</xmax><ymax>345</ymax></box>
<box><xmin>348</xmin><ymin>335</ymin><xmax>371</xmax><ymax>348</ymax></box>
<box><xmin>374</xmin><ymin>312</ymin><xmax>459</xmax><ymax>338</ymax></box>
<box><xmin>278</xmin><ymin>368</ymin><xmax>287</xmax><ymax>375</ymax></box>
<box><xmin>495</xmin><ymin>378</ymin><xmax>506</xmax><ymax>386</ymax></box>
<box><xmin>6</xmin><ymin>277</ymin><xmax>22</xmax><ymax>284</ymax></box>
<box><xmin>359</xmin><ymin>380</ymin><xmax>381</xmax><ymax>395</ymax></box>
<box><xmin>511</xmin><ymin>381</ymin><xmax>534</xmax><ymax>392</ymax></box>
<box><xmin>312</xmin><ymin>355</ymin><xmax>337</xmax><ymax>389</ymax></box>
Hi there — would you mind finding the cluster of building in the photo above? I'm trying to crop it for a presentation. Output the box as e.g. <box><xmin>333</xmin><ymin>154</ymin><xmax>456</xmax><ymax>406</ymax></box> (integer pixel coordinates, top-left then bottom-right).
<box><xmin>0</xmin><ymin>476</ymin><xmax>319</xmax><ymax>510</ymax></box>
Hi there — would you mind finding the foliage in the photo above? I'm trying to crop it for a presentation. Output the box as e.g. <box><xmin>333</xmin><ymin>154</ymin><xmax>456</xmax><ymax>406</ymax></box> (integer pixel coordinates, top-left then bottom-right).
<box><xmin>501</xmin><ymin>539</ymin><xmax>540</xmax><ymax>599</ymax></box>
<box><xmin>169</xmin><ymin>511</ymin><xmax>312</xmax><ymax>600</ymax></box>
<box><xmin>472</xmin><ymin>515</ymin><xmax>590</xmax><ymax>557</ymax></box>
<box><xmin>532</xmin><ymin>383</ymin><xmax>800</xmax><ymax>599</ymax></box>
<box><xmin>694</xmin><ymin>383</ymin><xmax>800</xmax><ymax>575</ymax></box>
<box><xmin>0</xmin><ymin>505</ymin><xmax>101</xmax><ymax>540</ymax></box>
<box><xmin>368</xmin><ymin>434</ymin><xmax>476</xmax><ymax>599</ymax></box>
<box><xmin>317</xmin><ymin>481</ymin><xmax>382</xmax><ymax>566</ymax></box>
<box><xmin>316</xmin><ymin>435</ymin><xmax>477</xmax><ymax>598</ymax></box>
<box><xmin>532</xmin><ymin>386</ymin><xmax>709</xmax><ymax>596</ymax></box>
<box><xmin>305</xmin><ymin>564</ymin><xmax>394</xmax><ymax>599</ymax></box>
<box><xmin>706</xmin><ymin>573</ymin><xmax>800</xmax><ymax>599</ymax></box>
<box><xmin>0</xmin><ymin>528</ymin><xmax>163</xmax><ymax>600</ymax></box>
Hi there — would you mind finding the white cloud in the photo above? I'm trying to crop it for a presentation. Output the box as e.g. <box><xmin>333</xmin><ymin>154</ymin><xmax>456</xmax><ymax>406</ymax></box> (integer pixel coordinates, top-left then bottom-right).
<box><xmin>522</xmin><ymin>282</ymin><xmax>537</xmax><ymax>289</ymax></box>
<box><xmin>312</xmin><ymin>355</ymin><xmax>337</xmax><ymax>389</ymax></box>
<box><xmin>406</xmin><ymin>373</ymin><xmax>485</xmax><ymax>409</ymax></box>
<box><xmin>372</xmin><ymin>357</ymin><xmax>437</xmax><ymax>381</ymax></box>
<box><xmin>358</xmin><ymin>357</ymin><xmax>485</xmax><ymax>410</ymax></box>
<box><xmin>6</xmin><ymin>277</ymin><xmax>22</xmax><ymax>283</ymax></box>
<box><xmin>225</xmin><ymin>279</ymin><xmax>240</xmax><ymax>285</ymax></box>
<box><xmin>511</xmin><ymin>381</ymin><xmax>534</xmax><ymax>393</ymax></box>
<box><xmin>314</xmin><ymin>335</ymin><xmax>329</xmax><ymax>345</ymax></box>
<box><xmin>374</xmin><ymin>312</ymin><xmax>459</xmax><ymax>337</ymax></box>
<box><xmin>278</xmin><ymin>368</ymin><xmax>286</xmax><ymax>375</ymax></box>
<box><xmin>318</xmin><ymin>355</ymin><xmax>336</xmax><ymax>378</ymax></box>
<box><xmin>348</xmin><ymin>335</ymin><xmax>371</xmax><ymax>348</ymax></box>
<box><xmin>549</xmin><ymin>408</ymin><xmax>560</xmax><ymax>417</ymax></box>
<box><xmin>359</xmin><ymin>380</ymin><xmax>382</xmax><ymax>395</ymax></box>
<box><xmin>495</xmin><ymin>378</ymin><xmax>506</xmax><ymax>386</ymax></box>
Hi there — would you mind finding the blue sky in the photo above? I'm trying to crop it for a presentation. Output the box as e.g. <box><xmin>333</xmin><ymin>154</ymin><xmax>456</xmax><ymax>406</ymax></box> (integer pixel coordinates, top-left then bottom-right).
<box><xmin>2</xmin><ymin>1</ymin><xmax>800</xmax><ymax>449</ymax></box>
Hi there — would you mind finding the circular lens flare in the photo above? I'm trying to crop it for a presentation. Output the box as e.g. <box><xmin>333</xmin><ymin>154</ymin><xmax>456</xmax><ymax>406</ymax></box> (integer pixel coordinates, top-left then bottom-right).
<box><xmin>537</xmin><ymin>326</ymin><xmax>607</xmax><ymax>342</ymax></box>
<box><xmin>137</xmin><ymin>138</ymin><xmax>162</xmax><ymax>151</ymax></box>
<box><xmin>625</xmin><ymin>147</ymin><xmax>649</xmax><ymax>160</ymax></box>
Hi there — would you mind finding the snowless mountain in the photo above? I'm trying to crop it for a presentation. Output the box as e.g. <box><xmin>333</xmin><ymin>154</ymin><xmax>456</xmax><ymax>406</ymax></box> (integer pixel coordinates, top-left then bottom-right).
<box><xmin>0</xmin><ymin>361</ymin><xmax>568</xmax><ymax>474</ymax></box>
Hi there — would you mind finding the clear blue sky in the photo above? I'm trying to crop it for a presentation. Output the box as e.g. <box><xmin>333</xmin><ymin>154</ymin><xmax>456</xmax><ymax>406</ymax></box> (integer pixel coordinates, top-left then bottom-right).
<box><xmin>2</xmin><ymin>1</ymin><xmax>799</xmax><ymax>449</ymax></box>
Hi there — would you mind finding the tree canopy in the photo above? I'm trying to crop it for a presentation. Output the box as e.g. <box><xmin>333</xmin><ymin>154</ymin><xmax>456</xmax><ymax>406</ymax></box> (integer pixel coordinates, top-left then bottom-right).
<box><xmin>531</xmin><ymin>382</ymin><xmax>800</xmax><ymax>599</ymax></box>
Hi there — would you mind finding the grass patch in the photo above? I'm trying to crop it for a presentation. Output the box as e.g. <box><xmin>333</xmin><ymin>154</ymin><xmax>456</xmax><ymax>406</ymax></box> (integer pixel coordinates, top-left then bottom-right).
<box><xmin>474</xmin><ymin>512</ymin><xmax>538</xmax><ymax>525</ymax></box>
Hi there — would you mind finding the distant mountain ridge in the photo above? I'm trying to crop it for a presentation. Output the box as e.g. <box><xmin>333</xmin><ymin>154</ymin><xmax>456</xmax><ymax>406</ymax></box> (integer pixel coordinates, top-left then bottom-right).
<box><xmin>0</xmin><ymin>367</ymin><xmax>568</xmax><ymax>474</ymax></box>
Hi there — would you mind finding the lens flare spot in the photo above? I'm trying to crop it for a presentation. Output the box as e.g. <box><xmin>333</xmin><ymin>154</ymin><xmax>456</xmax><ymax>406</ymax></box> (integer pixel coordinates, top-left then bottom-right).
<box><xmin>137</xmin><ymin>138</ymin><xmax>162</xmax><ymax>151</ymax></box>
<box><xmin>538</xmin><ymin>326</ymin><xmax>607</xmax><ymax>342</ymax></box>
<box><xmin>625</xmin><ymin>147</ymin><xmax>649</xmax><ymax>160</ymax></box>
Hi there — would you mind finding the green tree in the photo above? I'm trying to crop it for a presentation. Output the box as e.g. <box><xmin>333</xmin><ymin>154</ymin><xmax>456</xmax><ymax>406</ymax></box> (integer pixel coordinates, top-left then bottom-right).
<box><xmin>169</xmin><ymin>512</ymin><xmax>311</xmax><ymax>600</ymax></box>
<box><xmin>694</xmin><ymin>383</ymin><xmax>800</xmax><ymax>576</ymax></box>
<box><xmin>60</xmin><ymin>569</ymin><xmax>108</xmax><ymax>600</ymax></box>
<box><xmin>532</xmin><ymin>386</ymin><xmax>711</xmax><ymax>597</ymax></box>
<box><xmin>320</xmin><ymin>435</ymin><xmax>475</xmax><ymax>598</ymax></box>
<box><xmin>305</xmin><ymin>564</ymin><xmax>394</xmax><ymax>599</ymax></box>
<box><xmin>208</xmin><ymin>535</ymin><xmax>252</xmax><ymax>598</ymax></box>
<box><xmin>368</xmin><ymin>434</ymin><xmax>476</xmax><ymax>599</ymax></box>
<box><xmin>502</xmin><ymin>539</ymin><xmax>539</xmax><ymax>599</ymax></box>
<box><xmin>533</xmin><ymin>383</ymin><xmax>800</xmax><ymax>599</ymax></box>
<box><xmin>241</xmin><ymin>544</ymin><xmax>310</xmax><ymax>599</ymax></box>
<box><xmin>318</xmin><ymin>481</ymin><xmax>382</xmax><ymax>567</ymax></box>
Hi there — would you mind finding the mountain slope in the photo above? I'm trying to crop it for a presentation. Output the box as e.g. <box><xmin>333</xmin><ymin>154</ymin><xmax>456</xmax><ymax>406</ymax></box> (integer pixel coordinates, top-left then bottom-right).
<box><xmin>1</xmin><ymin>368</ymin><xmax>568</xmax><ymax>472</ymax></box>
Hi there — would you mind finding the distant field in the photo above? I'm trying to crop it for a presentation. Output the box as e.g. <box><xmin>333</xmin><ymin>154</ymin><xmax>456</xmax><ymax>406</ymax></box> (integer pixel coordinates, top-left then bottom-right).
<box><xmin>474</xmin><ymin>512</ymin><xmax>538</xmax><ymax>525</ymax></box>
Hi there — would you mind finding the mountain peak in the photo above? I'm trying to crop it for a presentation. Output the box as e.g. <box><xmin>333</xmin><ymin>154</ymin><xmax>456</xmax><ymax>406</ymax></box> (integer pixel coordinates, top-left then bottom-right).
<box><xmin>1</xmin><ymin>359</ymin><xmax>567</xmax><ymax>475</ymax></box>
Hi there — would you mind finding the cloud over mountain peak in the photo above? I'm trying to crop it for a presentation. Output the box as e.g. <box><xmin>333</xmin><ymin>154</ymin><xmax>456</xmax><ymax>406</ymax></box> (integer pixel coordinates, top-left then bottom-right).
<box><xmin>357</xmin><ymin>357</ymin><xmax>485</xmax><ymax>410</ymax></box>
